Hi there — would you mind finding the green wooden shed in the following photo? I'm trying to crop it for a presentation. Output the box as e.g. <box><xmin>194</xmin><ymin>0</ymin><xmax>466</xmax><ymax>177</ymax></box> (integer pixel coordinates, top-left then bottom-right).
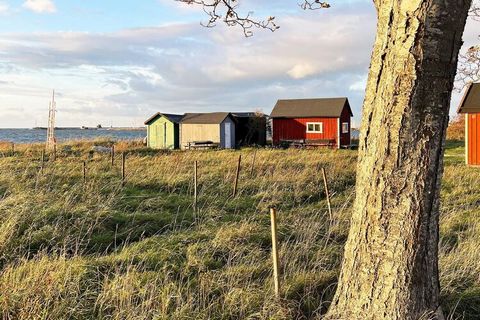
<box><xmin>145</xmin><ymin>113</ymin><xmax>183</xmax><ymax>149</ymax></box>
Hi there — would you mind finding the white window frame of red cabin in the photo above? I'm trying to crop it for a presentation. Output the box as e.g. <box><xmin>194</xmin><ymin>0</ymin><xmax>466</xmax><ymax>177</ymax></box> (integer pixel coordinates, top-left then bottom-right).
<box><xmin>342</xmin><ymin>122</ymin><xmax>349</xmax><ymax>134</ymax></box>
<box><xmin>306</xmin><ymin>122</ymin><xmax>323</xmax><ymax>133</ymax></box>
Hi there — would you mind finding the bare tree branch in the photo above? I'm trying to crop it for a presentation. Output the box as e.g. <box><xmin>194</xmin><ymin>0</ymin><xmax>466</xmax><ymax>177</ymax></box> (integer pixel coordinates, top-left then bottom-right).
<box><xmin>457</xmin><ymin>46</ymin><xmax>480</xmax><ymax>87</ymax></box>
<box><xmin>456</xmin><ymin>2</ymin><xmax>480</xmax><ymax>89</ymax></box>
<box><xmin>177</xmin><ymin>0</ymin><xmax>329</xmax><ymax>37</ymax></box>
<box><xmin>299</xmin><ymin>0</ymin><xmax>331</xmax><ymax>10</ymax></box>
<box><xmin>176</xmin><ymin>0</ymin><xmax>278</xmax><ymax>37</ymax></box>
<box><xmin>470</xmin><ymin>1</ymin><xmax>480</xmax><ymax>20</ymax></box>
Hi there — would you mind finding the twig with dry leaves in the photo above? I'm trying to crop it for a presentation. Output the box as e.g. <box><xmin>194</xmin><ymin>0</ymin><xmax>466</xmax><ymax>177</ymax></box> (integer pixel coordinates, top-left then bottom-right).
<box><xmin>299</xmin><ymin>0</ymin><xmax>331</xmax><ymax>10</ymax></box>
<box><xmin>177</xmin><ymin>0</ymin><xmax>330</xmax><ymax>37</ymax></box>
<box><xmin>455</xmin><ymin>2</ymin><xmax>480</xmax><ymax>89</ymax></box>
<box><xmin>176</xmin><ymin>0</ymin><xmax>279</xmax><ymax>37</ymax></box>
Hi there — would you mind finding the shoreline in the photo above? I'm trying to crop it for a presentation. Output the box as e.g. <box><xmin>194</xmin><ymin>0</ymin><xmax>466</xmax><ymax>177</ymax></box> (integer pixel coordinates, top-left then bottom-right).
<box><xmin>0</xmin><ymin>137</ymin><xmax>145</xmax><ymax>146</ymax></box>
<box><xmin>28</xmin><ymin>127</ymin><xmax>146</xmax><ymax>131</ymax></box>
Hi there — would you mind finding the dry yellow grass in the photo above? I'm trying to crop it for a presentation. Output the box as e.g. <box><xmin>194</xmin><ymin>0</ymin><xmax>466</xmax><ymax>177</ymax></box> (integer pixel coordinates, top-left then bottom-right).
<box><xmin>0</xmin><ymin>140</ymin><xmax>478</xmax><ymax>319</ymax></box>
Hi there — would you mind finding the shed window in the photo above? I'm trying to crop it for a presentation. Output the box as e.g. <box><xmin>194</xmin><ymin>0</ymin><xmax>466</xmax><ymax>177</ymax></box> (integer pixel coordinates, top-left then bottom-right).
<box><xmin>342</xmin><ymin>122</ymin><xmax>349</xmax><ymax>134</ymax></box>
<box><xmin>306</xmin><ymin>122</ymin><xmax>323</xmax><ymax>133</ymax></box>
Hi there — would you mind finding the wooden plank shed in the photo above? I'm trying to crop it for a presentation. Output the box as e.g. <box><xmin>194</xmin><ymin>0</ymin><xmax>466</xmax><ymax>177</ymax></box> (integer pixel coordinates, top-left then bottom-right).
<box><xmin>180</xmin><ymin>112</ymin><xmax>236</xmax><ymax>149</ymax></box>
<box><xmin>270</xmin><ymin>98</ymin><xmax>353</xmax><ymax>148</ymax></box>
<box><xmin>458</xmin><ymin>82</ymin><xmax>480</xmax><ymax>166</ymax></box>
<box><xmin>144</xmin><ymin>113</ymin><xmax>183</xmax><ymax>149</ymax></box>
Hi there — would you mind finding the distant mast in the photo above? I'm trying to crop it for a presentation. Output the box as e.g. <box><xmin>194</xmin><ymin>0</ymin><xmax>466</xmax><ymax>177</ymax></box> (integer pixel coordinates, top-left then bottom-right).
<box><xmin>46</xmin><ymin>90</ymin><xmax>56</xmax><ymax>151</ymax></box>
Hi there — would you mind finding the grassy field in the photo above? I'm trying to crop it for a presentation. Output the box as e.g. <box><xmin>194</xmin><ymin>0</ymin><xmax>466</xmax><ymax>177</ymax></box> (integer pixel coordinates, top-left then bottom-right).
<box><xmin>0</xmin><ymin>140</ymin><xmax>479</xmax><ymax>319</ymax></box>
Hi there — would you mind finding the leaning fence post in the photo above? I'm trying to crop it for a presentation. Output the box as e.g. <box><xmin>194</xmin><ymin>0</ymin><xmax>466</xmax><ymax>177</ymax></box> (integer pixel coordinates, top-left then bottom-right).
<box><xmin>233</xmin><ymin>154</ymin><xmax>242</xmax><ymax>197</ymax></box>
<box><xmin>194</xmin><ymin>160</ymin><xmax>198</xmax><ymax>214</ymax></box>
<box><xmin>270</xmin><ymin>207</ymin><xmax>281</xmax><ymax>299</ymax></box>
<box><xmin>322</xmin><ymin>167</ymin><xmax>334</xmax><ymax>249</ymax></box>
<box><xmin>111</xmin><ymin>145</ymin><xmax>115</xmax><ymax>167</ymax></box>
<box><xmin>121</xmin><ymin>152</ymin><xmax>126</xmax><ymax>186</ymax></box>
<box><xmin>321</xmin><ymin>168</ymin><xmax>332</xmax><ymax>219</ymax></box>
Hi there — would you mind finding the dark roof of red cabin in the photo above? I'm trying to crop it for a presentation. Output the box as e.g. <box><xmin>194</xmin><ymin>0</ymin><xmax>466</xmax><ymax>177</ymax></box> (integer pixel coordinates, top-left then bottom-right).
<box><xmin>271</xmin><ymin>97</ymin><xmax>352</xmax><ymax>118</ymax></box>
<box><xmin>458</xmin><ymin>83</ymin><xmax>480</xmax><ymax>113</ymax></box>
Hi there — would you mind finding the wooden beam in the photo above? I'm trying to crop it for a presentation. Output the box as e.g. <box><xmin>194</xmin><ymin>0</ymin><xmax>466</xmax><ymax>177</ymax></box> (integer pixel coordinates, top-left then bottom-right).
<box><xmin>194</xmin><ymin>160</ymin><xmax>198</xmax><ymax>214</ymax></box>
<box><xmin>270</xmin><ymin>207</ymin><xmax>281</xmax><ymax>299</ymax></box>
<box><xmin>322</xmin><ymin>168</ymin><xmax>332</xmax><ymax>219</ymax></box>
<box><xmin>465</xmin><ymin>113</ymin><xmax>469</xmax><ymax>165</ymax></box>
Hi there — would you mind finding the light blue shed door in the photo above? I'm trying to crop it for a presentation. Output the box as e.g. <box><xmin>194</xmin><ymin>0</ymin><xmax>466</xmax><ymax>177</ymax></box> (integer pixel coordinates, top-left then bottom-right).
<box><xmin>225</xmin><ymin>122</ymin><xmax>231</xmax><ymax>149</ymax></box>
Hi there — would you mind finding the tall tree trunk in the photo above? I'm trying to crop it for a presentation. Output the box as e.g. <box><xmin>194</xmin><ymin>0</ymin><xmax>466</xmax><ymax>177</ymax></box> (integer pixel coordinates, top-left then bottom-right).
<box><xmin>325</xmin><ymin>0</ymin><xmax>471</xmax><ymax>319</ymax></box>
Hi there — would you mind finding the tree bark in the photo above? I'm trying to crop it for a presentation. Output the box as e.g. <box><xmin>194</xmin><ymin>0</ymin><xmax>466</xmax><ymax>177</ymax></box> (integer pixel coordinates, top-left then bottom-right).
<box><xmin>325</xmin><ymin>1</ymin><xmax>471</xmax><ymax>319</ymax></box>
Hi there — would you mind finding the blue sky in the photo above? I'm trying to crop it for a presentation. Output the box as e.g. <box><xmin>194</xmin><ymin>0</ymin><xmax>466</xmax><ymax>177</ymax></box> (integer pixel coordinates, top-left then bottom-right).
<box><xmin>0</xmin><ymin>0</ymin><xmax>478</xmax><ymax>128</ymax></box>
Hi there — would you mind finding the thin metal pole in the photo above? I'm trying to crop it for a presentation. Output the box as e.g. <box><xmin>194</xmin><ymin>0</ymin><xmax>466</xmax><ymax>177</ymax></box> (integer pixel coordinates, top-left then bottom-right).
<box><xmin>111</xmin><ymin>145</ymin><xmax>115</xmax><ymax>167</ymax></box>
<box><xmin>270</xmin><ymin>208</ymin><xmax>281</xmax><ymax>299</ymax></box>
<box><xmin>233</xmin><ymin>154</ymin><xmax>242</xmax><ymax>197</ymax></box>
<box><xmin>194</xmin><ymin>160</ymin><xmax>198</xmax><ymax>214</ymax></box>
<box><xmin>121</xmin><ymin>152</ymin><xmax>126</xmax><ymax>186</ymax></box>
<box><xmin>83</xmin><ymin>161</ymin><xmax>87</xmax><ymax>184</ymax></box>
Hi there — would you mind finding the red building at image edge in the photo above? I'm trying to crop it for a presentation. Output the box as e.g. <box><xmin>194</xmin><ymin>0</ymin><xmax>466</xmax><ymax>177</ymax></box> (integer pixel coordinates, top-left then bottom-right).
<box><xmin>270</xmin><ymin>97</ymin><xmax>353</xmax><ymax>148</ymax></box>
<box><xmin>458</xmin><ymin>82</ymin><xmax>480</xmax><ymax>166</ymax></box>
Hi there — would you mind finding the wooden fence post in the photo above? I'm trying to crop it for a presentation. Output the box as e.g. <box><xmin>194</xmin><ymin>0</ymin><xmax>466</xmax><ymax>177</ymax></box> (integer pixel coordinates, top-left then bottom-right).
<box><xmin>270</xmin><ymin>207</ymin><xmax>281</xmax><ymax>299</ymax></box>
<box><xmin>250</xmin><ymin>149</ymin><xmax>257</xmax><ymax>176</ymax></box>
<box><xmin>321</xmin><ymin>168</ymin><xmax>332</xmax><ymax>219</ymax></box>
<box><xmin>11</xmin><ymin>143</ymin><xmax>14</xmax><ymax>157</ymax></box>
<box><xmin>40</xmin><ymin>150</ymin><xmax>45</xmax><ymax>171</ymax></box>
<box><xmin>322</xmin><ymin>167</ymin><xmax>334</xmax><ymax>249</ymax></box>
<box><xmin>194</xmin><ymin>160</ymin><xmax>198</xmax><ymax>214</ymax></box>
<box><xmin>233</xmin><ymin>154</ymin><xmax>242</xmax><ymax>197</ymax></box>
<box><xmin>83</xmin><ymin>161</ymin><xmax>87</xmax><ymax>184</ymax></box>
<box><xmin>121</xmin><ymin>152</ymin><xmax>126</xmax><ymax>186</ymax></box>
<box><xmin>52</xmin><ymin>144</ymin><xmax>57</xmax><ymax>162</ymax></box>
<box><xmin>111</xmin><ymin>145</ymin><xmax>115</xmax><ymax>167</ymax></box>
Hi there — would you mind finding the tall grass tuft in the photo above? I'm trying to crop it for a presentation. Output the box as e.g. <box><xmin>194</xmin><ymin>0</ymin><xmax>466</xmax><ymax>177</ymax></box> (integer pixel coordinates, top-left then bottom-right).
<box><xmin>0</xmin><ymin>140</ymin><xmax>478</xmax><ymax>319</ymax></box>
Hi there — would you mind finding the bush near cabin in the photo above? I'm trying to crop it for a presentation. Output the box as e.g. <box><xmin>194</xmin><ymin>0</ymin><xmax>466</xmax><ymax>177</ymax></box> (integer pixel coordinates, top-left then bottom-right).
<box><xmin>447</xmin><ymin>115</ymin><xmax>465</xmax><ymax>141</ymax></box>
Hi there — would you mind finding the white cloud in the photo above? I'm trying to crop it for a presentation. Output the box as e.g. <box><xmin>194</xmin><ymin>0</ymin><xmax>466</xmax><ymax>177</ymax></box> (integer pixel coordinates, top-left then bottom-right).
<box><xmin>349</xmin><ymin>76</ymin><xmax>367</xmax><ymax>92</ymax></box>
<box><xmin>0</xmin><ymin>2</ymin><xmax>9</xmax><ymax>14</ymax></box>
<box><xmin>0</xmin><ymin>3</ymin><xmax>381</xmax><ymax>127</ymax></box>
<box><xmin>1</xmin><ymin>1</ymin><xmax>476</xmax><ymax>127</ymax></box>
<box><xmin>22</xmin><ymin>0</ymin><xmax>56</xmax><ymax>13</ymax></box>
<box><xmin>288</xmin><ymin>63</ymin><xmax>317</xmax><ymax>79</ymax></box>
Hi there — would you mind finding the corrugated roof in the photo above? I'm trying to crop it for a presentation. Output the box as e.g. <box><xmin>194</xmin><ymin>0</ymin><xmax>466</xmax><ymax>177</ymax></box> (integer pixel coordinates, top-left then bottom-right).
<box><xmin>144</xmin><ymin>113</ymin><xmax>184</xmax><ymax>125</ymax></box>
<box><xmin>270</xmin><ymin>98</ymin><xmax>352</xmax><ymax>118</ymax></box>
<box><xmin>181</xmin><ymin>112</ymin><xmax>233</xmax><ymax>124</ymax></box>
<box><xmin>458</xmin><ymin>83</ymin><xmax>480</xmax><ymax>113</ymax></box>
<box><xmin>232</xmin><ymin>112</ymin><xmax>266</xmax><ymax>118</ymax></box>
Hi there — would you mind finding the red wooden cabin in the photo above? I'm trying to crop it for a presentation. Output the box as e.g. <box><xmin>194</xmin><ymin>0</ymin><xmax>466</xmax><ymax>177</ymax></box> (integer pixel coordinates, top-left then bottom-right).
<box><xmin>458</xmin><ymin>83</ymin><xmax>480</xmax><ymax>166</ymax></box>
<box><xmin>270</xmin><ymin>98</ymin><xmax>353</xmax><ymax>148</ymax></box>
